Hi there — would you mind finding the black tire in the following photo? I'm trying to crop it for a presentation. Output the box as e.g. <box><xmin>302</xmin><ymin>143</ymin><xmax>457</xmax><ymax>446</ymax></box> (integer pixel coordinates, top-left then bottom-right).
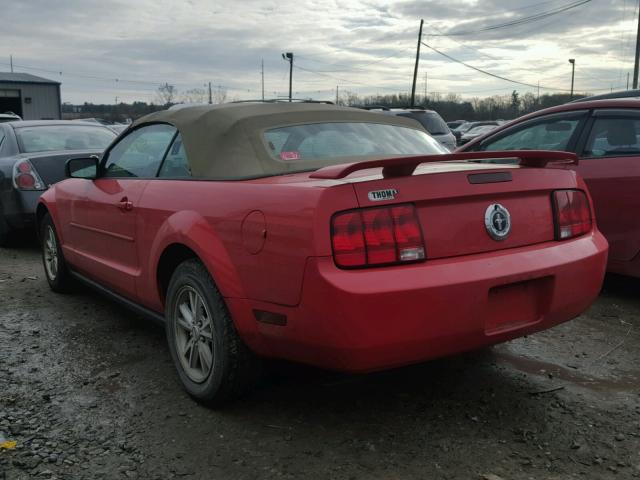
<box><xmin>0</xmin><ymin>215</ymin><xmax>14</xmax><ymax>248</ymax></box>
<box><xmin>165</xmin><ymin>259</ymin><xmax>260</xmax><ymax>407</ymax></box>
<box><xmin>40</xmin><ymin>213</ymin><xmax>73</xmax><ymax>293</ymax></box>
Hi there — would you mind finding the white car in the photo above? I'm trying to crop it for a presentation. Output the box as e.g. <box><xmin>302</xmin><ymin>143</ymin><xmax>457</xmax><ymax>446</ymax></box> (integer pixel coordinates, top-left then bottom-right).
<box><xmin>0</xmin><ymin>112</ymin><xmax>22</xmax><ymax>123</ymax></box>
<box><xmin>366</xmin><ymin>108</ymin><xmax>457</xmax><ymax>151</ymax></box>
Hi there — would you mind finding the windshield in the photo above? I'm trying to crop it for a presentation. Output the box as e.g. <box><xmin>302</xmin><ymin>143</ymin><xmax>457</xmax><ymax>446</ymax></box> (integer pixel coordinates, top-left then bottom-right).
<box><xmin>15</xmin><ymin>125</ymin><xmax>116</xmax><ymax>153</ymax></box>
<box><xmin>263</xmin><ymin>122</ymin><xmax>447</xmax><ymax>167</ymax></box>
<box><xmin>397</xmin><ymin>112</ymin><xmax>450</xmax><ymax>135</ymax></box>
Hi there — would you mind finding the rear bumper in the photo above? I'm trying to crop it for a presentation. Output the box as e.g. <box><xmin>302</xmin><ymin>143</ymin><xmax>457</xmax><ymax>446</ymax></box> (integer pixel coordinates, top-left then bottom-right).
<box><xmin>230</xmin><ymin>232</ymin><xmax>608</xmax><ymax>372</ymax></box>
<box><xmin>0</xmin><ymin>189</ymin><xmax>41</xmax><ymax>230</ymax></box>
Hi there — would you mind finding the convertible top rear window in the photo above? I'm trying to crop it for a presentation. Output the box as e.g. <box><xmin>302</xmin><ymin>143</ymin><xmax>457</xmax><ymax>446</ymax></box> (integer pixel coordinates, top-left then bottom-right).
<box><xmin>263</xmin><ymin>122</ymin><xmax>447</xmax><ymax>167</ymax></box>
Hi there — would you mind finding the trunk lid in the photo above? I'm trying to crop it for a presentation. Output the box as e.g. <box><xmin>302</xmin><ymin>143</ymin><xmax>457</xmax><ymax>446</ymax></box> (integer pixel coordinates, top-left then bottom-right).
<box><xmin>346</xmin><ymin>162</ymin><xmax>566</xmax><ymax>259</ymax></box>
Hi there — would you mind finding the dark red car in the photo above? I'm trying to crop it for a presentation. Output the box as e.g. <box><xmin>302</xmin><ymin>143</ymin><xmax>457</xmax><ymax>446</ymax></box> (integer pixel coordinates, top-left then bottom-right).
<box><xmin>37</xmin><ymin>103</ymin><xmax>607</xmax><ymax>405</ymax></box>
<box><xmin>458</xmin><ymin>98</ymin><xmax>640</xmax><ymax>278</ymax></box>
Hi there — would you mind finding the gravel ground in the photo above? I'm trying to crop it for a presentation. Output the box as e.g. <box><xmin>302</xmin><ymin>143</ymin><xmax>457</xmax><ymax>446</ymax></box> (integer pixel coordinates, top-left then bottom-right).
<box><xmin>1</xmin><ymin>242</ymin><xmax>639</xmax><ymax>480</ymax></box>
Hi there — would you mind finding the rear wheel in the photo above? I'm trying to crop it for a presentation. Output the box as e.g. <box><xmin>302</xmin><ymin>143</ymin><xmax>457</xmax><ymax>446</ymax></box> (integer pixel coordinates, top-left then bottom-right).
<box><xmin>0</xmin><ymin>215</ymin><xmax>14</xmax><ymax>247</ymax></box>
<box><xmin>165</xmin><ymin>259</ymin><xmax>260</xmax><ymax>407</ymax></box>
<box><xmin>40</xmin><ymin>213</ymin><xmax>72</xmax><ymax>292</ymax></box>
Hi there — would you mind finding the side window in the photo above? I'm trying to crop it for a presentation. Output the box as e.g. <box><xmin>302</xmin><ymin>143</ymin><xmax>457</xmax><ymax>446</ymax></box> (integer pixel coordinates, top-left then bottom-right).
<box><xmin>158</xmin><ymin>133</ymin><xmax>192</xmax><ymax>178</ymax></box>
<box><xmin>103</xmin><ymin>124</ymin><xmax>176</xmax><ymax>178</ymax></box>
<box><xmin>481</xmin><ymin>115</ymin><xmax>584</xmax><ymax>152</ymax></box>
<box><xmin>582</xmin><ymin>116</ymin><xmax>640</xmax><ymax>158</ymax></box>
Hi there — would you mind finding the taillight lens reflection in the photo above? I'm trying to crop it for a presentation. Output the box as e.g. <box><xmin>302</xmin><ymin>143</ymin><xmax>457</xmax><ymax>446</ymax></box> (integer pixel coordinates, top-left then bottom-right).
<box><xmin>552</xmin><ymin>189</ymin><xmax>592</xmax><ymax>240</ymax></box>
<box><xmin>332</xmin><ymin>203</ymin><xmax>425</xmax><ymax>268</ymax></box>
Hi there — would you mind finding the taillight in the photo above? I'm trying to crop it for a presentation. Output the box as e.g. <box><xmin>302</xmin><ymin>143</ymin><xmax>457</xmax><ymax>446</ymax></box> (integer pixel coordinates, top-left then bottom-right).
<box><xmin>331</xmin><ymin>203</ymin><xmax>425</xmax><ymax>268</ymax></box>
<box><xmin>12</xmin><ymin>159</ymin><xmax>45</xmax><ymax>191</ymax></box>
<box><xmin>552</xmin><ymin>189</ymin><xmax>592</xmax><ymax>240</ymax></box>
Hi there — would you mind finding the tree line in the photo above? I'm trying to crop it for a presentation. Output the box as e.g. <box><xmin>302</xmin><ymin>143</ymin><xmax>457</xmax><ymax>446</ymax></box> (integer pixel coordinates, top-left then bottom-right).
<box><xmin>62</xmin><ymin>85</ymin><xmax>588</xmax><ymax>123</ymax></box>
<box><xmin>338</xmin><ymin>90</ymin><xmax>586</xmax><ymax>121</ymax></box>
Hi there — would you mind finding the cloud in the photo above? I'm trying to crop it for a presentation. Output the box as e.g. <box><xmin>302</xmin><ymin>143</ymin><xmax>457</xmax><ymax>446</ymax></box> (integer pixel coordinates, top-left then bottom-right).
<box><xmin>1</xmin><ymin>0</ymin><xmax>634</xmax><ymax>103</ymax></box>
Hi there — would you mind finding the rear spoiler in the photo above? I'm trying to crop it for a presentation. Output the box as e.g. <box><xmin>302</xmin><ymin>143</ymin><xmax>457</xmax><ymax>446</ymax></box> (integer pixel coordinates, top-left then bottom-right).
<box><xmin>309</xmin><ymin>150</ymin><xmax>578</xmax><ymax>180</ymax></box>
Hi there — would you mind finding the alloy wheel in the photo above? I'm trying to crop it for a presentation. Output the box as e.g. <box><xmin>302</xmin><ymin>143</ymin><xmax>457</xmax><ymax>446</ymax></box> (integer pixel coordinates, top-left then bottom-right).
<box><xmin>173</xmin><ymin>285</ymin><xmax>216</xmax><ymax>383</ymax></box>
<box><xmin>43</xmin><ymin>226</ymin><xmax>58</xmax><ymax>281</ymax></box>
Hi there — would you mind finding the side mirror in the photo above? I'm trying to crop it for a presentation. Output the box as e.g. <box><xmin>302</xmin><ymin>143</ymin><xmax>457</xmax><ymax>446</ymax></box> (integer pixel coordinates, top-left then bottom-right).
<box><xmin>66</xmin><ymin>156</ymin><xmax>99</xmax><ymax>179</ymax></box>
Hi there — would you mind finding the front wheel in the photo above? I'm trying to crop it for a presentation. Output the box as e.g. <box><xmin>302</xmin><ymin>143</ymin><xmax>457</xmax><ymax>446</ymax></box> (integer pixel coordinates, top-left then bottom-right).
<box><xmin>165</xmin><ymin>259</ymin><xmax>260</xmax><ymax>407</ymax></box>
<box><xmin>40</xmin><ymin>213</ymin><xmax>73</xmax><ymax>293</ymax></box>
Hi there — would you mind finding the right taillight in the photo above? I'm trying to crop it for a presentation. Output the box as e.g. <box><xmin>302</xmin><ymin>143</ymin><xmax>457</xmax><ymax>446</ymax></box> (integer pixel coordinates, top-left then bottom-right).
<box><xmin>331</xmin><ymin>203</ymin><xmax>426</xmax><ymax>268</ymax></box>
<box><xmin>552</xmin><ymin>189</ymin><xmax>592</xmax><ymax>240</ymax></box>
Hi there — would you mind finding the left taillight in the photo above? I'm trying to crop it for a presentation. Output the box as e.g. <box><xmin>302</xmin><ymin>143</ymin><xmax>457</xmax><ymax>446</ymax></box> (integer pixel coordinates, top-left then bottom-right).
<box><xmin>331</xmin><ymin>203</ymin><xmax>426</xmax><ymax>269</ymax></box>
<box><xmin>552</xmin><ymin>189</ymin><xmax>592</xmax><ymax>240</ymax></box>
<box><xmin>12</xmin><ymin>159</ymin><xmax>45</xmax><ymax>191</ymax></box>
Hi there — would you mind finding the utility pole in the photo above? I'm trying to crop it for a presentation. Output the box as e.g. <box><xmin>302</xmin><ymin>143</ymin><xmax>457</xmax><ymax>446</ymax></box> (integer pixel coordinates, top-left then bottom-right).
<box><xmin>115</xmin><ymin>96</ymin><xmax>118</xmax><ymax>104</ymax></box>
<box><xmin>634</xmin><ymin>0</ymin><xmax>640</xmax><ymax>89</ymax></box>
<box><xmin>336</xmin><ymin>85</ymin><xmax>339</xmax><ymax>105</ymax></box>
<box><xmin>410</xmin><ymin>19</ymin><xmax>424</xmax><ymax>107</ymax></box>
<box><xmin>261</xmin><ymin>59</ymin><xmax>265</xmax><ymax>101</ymax></box>
<box><xmin>628</xmin><ymin>72</ymin><xmax>631</xmax><ymax>90</ymax></box>
<box><xmin>208</xmin><ymin>82</ymin><xmax>212</xmax><ymax>104</ymax></box>
<box><xmin>282</xmin><ymin>52</ymin><xmax>293</xmax><ymax>102</ymax></box>
<box><xmin>10</xmin><ymin>55</ymin><xmax>13</xmax><ymax>73</ymax></box>
<box><xmin>569</xmin><ymin>59</ymin><xmax>575</xmax><ymax>100</ymax></box>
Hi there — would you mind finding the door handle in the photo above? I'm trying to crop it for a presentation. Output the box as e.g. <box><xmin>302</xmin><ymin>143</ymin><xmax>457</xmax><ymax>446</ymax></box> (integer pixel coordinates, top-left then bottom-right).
<box><xmin>118</xmin><ymin>197</ymin><xmax>133</xmax><ymax>211</ymax></box>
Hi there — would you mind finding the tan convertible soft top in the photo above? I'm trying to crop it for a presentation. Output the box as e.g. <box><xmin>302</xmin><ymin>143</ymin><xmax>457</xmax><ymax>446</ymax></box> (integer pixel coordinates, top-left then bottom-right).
<box><xmin>134</xmin><ymin>102</ymin><xmax>425</xmax><ymax>179</ymax></box>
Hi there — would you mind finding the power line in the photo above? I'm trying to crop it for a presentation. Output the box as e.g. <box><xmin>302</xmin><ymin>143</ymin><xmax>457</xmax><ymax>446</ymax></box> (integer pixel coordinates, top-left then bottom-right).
<box><xmin>294</xmin><ymin>45</ymin><xmax>414</xmax><ymax>73</ymax></box>
<box><xmin>293</xmin><ymin>64</ymin><xmax>409</xmax><ymax>92</ymax></box>
<box><xmin>420</xmin><ymin>41</ymin><xmax>571</xmax><ymax>91</ymax></box>
<box><xmin>0</xmin><ymin>60</ymin><xmax>252</xmax><ymax>92</ymax></box>
<box><xmin>432</xmin><ymin>0</ymin><xmax>591</xmax><ymax>37</ymax></box>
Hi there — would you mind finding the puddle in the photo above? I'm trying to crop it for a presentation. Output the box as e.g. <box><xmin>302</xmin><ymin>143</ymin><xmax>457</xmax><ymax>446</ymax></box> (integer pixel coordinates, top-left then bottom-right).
<box><xmin>494</xmin><ymin>349</ymin><xmax>640</xmax><ymax>394</ymax></box>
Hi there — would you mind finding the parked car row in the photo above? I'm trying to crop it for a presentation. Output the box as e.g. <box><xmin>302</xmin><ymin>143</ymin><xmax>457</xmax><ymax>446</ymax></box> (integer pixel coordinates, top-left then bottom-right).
<box><xmin>31</xmin><ymin>101</ymin><xmax>608</xmax><ymax>406</ymax></box>
<box><xmin>452</xmin><ymin>120</ymin><xmax>504</xmax><ymax>145</ymax></box>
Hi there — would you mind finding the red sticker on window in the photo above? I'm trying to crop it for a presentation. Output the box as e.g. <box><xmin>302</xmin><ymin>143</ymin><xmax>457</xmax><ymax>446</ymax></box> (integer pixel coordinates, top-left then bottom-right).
<box><xmin>279</xmin><ymin>151</ymin><xmax>301</xmax><ymax>161</ymax></box>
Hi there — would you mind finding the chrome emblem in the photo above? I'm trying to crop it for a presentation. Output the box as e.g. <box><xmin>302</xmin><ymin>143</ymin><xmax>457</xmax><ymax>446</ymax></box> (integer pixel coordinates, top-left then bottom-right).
<box><xmin>485</xmin><ymin>203</ymin><xmax>511</xmax><ymax>241</ymax></box>
<box><xmin>368</xmin><ymin>189</ymin><xmax>398</xmax><ymax>202</ymax></box>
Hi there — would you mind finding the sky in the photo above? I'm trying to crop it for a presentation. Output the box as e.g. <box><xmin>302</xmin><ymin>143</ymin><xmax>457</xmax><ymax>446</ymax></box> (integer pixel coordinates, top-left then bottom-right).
<box><xmin>1</xmin><ymin>0</ymin><xmax>637</xmax><ymax>104</ymax></box>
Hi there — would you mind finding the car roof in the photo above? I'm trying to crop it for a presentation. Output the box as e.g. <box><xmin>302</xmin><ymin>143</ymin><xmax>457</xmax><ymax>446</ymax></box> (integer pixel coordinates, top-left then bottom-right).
<box><xmin>8</xmin><ymin>120</ymin><xmax>111</xmax><ymax>128</ymax></box>
<box><xmin>387</xmin><ymin>108</ymin><xmax>436</xmax><ymax>113</ymax></box>
<box><xmin>134</xmin><ymin>102</ymin><xmax>423</xmax><ymax>179</ymax></box>
<box><xmin>515</xmin><ymin>98</ymin><xmax>640</xmax><ymax>121</ymax></box>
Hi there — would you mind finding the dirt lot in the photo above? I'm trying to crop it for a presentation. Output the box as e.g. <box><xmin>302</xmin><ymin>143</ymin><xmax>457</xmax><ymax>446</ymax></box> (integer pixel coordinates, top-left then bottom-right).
<box><xmin>1</xmin><ymin>243</ymin><xmax>639</xmax><ymax>480</ymax></box>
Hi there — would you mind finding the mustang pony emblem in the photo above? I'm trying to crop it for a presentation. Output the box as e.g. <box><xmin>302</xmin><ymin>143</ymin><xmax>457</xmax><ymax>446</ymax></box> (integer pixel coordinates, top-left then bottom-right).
<box><xmin>485</xmin><ymin>203</ymin><xmax>511</xmax><ymax>241</ymax></box>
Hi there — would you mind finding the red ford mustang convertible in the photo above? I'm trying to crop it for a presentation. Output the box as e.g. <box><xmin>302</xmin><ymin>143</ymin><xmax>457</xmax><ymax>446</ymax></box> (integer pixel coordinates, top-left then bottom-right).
<box><xmin>37</xmin><ymin>103</ymin><xmax>608</xmax><ymax>405</ymax></box>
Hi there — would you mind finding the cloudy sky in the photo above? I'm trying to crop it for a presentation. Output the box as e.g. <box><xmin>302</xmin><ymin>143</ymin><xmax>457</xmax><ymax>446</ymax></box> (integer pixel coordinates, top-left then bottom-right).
<box><xmin>1</xmin><ymin>0</ymin><xmax>636</xmax><ymax>104</ymax></box>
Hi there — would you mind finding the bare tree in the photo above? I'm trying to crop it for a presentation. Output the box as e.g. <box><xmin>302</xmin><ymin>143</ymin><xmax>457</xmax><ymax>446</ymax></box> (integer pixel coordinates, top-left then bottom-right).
<box><xmin>445</xmin><ymin>93</ymin><xmax>462</xmax><ymax>103</ymax></box>
<box><xmin>212</xmin><ymin>86</ymin><xmax>228</xmax><ymax>104</ymax></box>
<box><xmin>157</xmin><ymin>83</ymin><xmax>177</xmax><ymax>106</ymax></box>
<box><xmin>181</xmin><ymin>88</ymin><xmax>208</xmax><ymax>104</ymax></box>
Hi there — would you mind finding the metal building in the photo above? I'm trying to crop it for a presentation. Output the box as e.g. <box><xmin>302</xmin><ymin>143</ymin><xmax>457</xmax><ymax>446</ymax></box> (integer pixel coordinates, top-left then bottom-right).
<box><xmin>0</xmin><ymin>72</ymin><xmax>61</xmax><ymax>120</ymax></box>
